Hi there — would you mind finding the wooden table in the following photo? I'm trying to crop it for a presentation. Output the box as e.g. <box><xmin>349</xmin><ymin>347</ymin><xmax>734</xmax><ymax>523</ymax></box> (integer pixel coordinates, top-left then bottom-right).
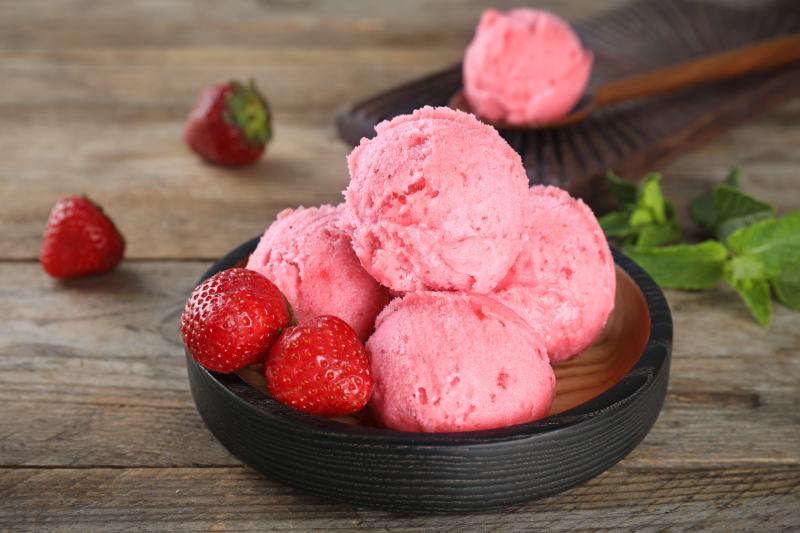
<box><xmin>1</xmin><ymin>1</ymin><xmax>798</xmax><ymax>530</ymax></box>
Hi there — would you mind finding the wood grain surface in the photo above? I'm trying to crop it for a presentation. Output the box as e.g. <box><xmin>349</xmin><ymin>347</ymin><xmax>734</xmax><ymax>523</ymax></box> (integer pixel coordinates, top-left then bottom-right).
<box><xmin>0</xmin><ymin>0</ymin><xmax>798</xmax><ymax>530</ymax></box>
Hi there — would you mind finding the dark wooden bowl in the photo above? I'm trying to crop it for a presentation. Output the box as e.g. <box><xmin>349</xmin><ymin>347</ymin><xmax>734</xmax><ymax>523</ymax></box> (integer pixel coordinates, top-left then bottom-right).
<box><xmin>186</xmin><ymin>238</ymin><xmax>672</xmax><ymax>513</ymax></box>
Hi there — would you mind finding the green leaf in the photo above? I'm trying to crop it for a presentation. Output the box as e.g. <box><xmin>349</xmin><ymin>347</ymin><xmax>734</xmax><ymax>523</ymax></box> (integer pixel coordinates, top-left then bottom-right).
<box><xmin>727</xmin><ymin>212</ymin><xmax>800</xmax><ymax>276</ymax></box>
<box><xmin>625</xmin><ymin>241</ymin><xmax>728</xmax><ymax>290</ymax></box>
<box><xmin>725</xmin><ymin>255</ymin><xmax>766</xmax><ymax>282</ymax></box>
<box><xmin>690</xmin><ymin>167</ymin><xmax>747</xmax><ymax>230</ymax></box>
<box><xmin>599</xmin><ymin>211</ymin><xmax>635</xmax><ymax>238</ymax></box>
<box><xmin>607</xmin><ymin>171</ymin><xmax>637</xmax><ymax>207</ymax></box>
<box><xmin>723</xmin><ymin>257</ymin><xmax>772</xmax><ymax>327</ymax></box>
<box><xmin>224</xmin><ymin>80</ymin><xmax>272</xmax><ymax>145</ymax></box>
<box><xmin>635</xmin><ymin>221</ymin><xmax>682</xmax><ymax>247</ymax></box>
<box><xmin>728</xmin><ymin>277</ymin><xmax>772</xmax><ymax>327</ymax></box>
<box><xmin>771</xmin><ymin>266</ymin><xmax>800</xmax><ymax>311</ymax></box>
<box><xmin>725</xmin><ymin>166</ymin><xmax>743</xmax><ymax>188</ymax></box>
<box><xmin>691</xmin><ymin>190</ymin><xmax>716</xmax><ymax>230</ymax></box>
<box><xmin>717</xmin><ymin>210</ymin><xmax>775</xmax><ymax>244</ymax></box>
<box><xmin>713</xmin><ymin>185</ymin><xmax>774</xmax><ymax>242</ymax></box>
<box><xmin>636</xmin><ymin>173</ymin><xmax>667</xmax><ymax>225</ymax></box>
<box><xmin>629</xmin><ymin>206</ymin><xmax>655</xmax><ymax>227</ymax></box>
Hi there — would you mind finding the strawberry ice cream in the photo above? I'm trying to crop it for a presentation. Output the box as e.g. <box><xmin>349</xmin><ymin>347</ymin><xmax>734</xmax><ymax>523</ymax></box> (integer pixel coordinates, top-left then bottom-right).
<box><xmin>342</xmin><ymin>106</ymin><xmax>528</xmax><ymax>294</ymax></box>
<box><xmin>463</xmin><ymin>8</ymin><xmax>593</xmax><ymax>125</ymax></box>
<box><xmin>367</xmin><ymin>292</ymin><xmax>555</xmax><ymax>432</ymax></box>
<box><xmin>246</xmin><ymin>204</ymin><xmax>389</xmax><ymax>341</ymax></box>
<box><xmin>491</xmin><ymin>186</ymin><xmax>615</xmax><ymax>362</ymax></box>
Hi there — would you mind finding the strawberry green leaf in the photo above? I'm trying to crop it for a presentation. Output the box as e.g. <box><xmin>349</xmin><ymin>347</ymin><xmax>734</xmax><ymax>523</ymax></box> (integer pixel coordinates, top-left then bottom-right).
<box><xmin>727</xmin><ymin>212</ymin><xmax>800</xmax><ymax>276</ymax></box>
<box><xmin>225</xmin><ymin>80</ymin><xmax>272</xmax><ymax>145</ymax></box>
<box><xmin>607</xmin><ymin>171</ymin><xmax>637</xmax><ymax>207</ymax></box>
<box><xmin>625</xmin><ymin>241</ymin><xmax>728</xmax><ymax>290</ymax></box>
<box><xmin>771</xmin><ymin>266</ymin><xmax>800</xmax><ymax>311</ymax></box>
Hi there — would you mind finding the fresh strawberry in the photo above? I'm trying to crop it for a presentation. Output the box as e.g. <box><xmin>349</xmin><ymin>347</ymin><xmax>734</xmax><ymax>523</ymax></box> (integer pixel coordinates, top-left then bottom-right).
<box><xmin>40</xmin><ymin>195</ymin><xmax>125</xmax><ymax>279</ymax></box>
<box><xmin>266</xmin><ymin>315</ymin><xmax>373</xmax><ymax>417</ymax></box>
<box><xmin>181</xmin><ymin>268</ymin><xmax>290</xmax><ymax>373</ymax></box>
<box><xmin>183</xmin><ymin>79</ymin><xmax>272</xmax><ymax>166</ymax></box>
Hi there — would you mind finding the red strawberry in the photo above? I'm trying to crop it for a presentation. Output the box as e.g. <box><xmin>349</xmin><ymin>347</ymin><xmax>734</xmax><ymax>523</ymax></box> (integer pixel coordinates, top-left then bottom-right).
<box><xmin>40</xmin><ymin>195</ymin><xmax>125</xmax><ymax>279</ymax></box>
<box><xmin>184</xmin><ymin>79</ymin><xmax>272</xmax><ymax>166</ymax></box>
<box><xmin>266</xmin><ymin>315</ymin><xmax>373</xmax><ymax>417</ymax></box>
<box><xmin>181</xmin><ymin>268</ymin><xmax>290</xmax><ymax>373</ymax></box>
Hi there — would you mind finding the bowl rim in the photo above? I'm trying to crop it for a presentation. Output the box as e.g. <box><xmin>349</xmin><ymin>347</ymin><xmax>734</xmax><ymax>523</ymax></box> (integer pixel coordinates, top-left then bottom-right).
<box><xmin>186</xmin><ymin>237</ymin><xmax>672</xmax><ymax>446</ymax></box>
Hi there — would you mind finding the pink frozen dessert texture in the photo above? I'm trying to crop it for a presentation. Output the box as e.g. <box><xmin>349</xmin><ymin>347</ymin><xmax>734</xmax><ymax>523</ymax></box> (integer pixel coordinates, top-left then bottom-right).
<box><xmin>367</xmin><ymin>291</ymin><xmax>555</xmax><ymax>433</ymax></box>
<box><xmin>343</xmin><ymin>106</ymin><xmax>528</xmax><ymax>294</ymax></box>
<box><xmin>246</xmin><ymin>204</ymin><xmax>390</xmax><ymax>341</ymax></box>
<box><xmin>491</xmin><ymin>186</ymin><xmax>616</xmax><ymax>363</ymax></box>
<box><xmin>463</xmin><ymin>8</ymin><xmax>593</xmax><ymax>125</ymax></box>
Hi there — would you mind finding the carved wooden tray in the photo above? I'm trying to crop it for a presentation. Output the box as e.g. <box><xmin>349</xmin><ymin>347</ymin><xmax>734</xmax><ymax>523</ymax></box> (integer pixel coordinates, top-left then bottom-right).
<box><xmin>336</xmin><ymin>0</ymin><xmax>800</xmax><ymax>205</ymax></box>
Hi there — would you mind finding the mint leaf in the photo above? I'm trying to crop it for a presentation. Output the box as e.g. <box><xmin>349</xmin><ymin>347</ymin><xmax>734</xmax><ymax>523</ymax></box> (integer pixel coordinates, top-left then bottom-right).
<box><xmin>728</xmin><ymin>277</ymin><xmax>772</xmax><ymax>327</ymax></box>
<box><xmin>625</xmin><ymin>241</ymin><xmax>728</xmax><ymax>290</ymax></box>
<box><xmin>713</xmin><ymin>185</ymin><xmax>774</xmax><ymax>242</ymax></box>
<box><xmin>601</xmin><ymin>172</ymin><xmax>681</xmax><ymax>247</ymax></box>
<box><xmin>724</xmin><ymin>257</ymin><xmax>771</xmax><ymax>327</ymax></box>
<box><xmin>690</xmin><ymin>167</ymin><xmax>749</xmax><ymax>231</ymax></box>
<box><xmin>727</xmin><ymin>212</ymin><xmax>800</xmax><ymax>276</ymax></box>
<box><xmin>636</xmin><ymin>173</ymin><xmax>667</xmax><ymax>225</ymax></box>
<box><xmin>714</xmin><ymin>185</ymin><xmax>773</xmax><ymax>225</ymax></box>
<box><xmin>599</xmin><ymin>211</ymin><xmax>635</xmax><ymax>238</ymax></box>
<box><xmin>636</xmin><ymin>221</ymin><xmax>682</xmax><ymax>247</ymax></box>
<box><xmin>717</xmin><ymin>210</ymin><xmax>775</xmax><ymax>244</ymax></box>
<box><xmin>772</xmin><ymin>266</ymin><xmax>800</xmax><ymax>311</ymax></box>
<box><xmin>691</xmin><ymin>189</ymin><xmax>716</xmax><ymax>230</ymax></box>
<box><xmin>630</xmin><ymin>206</ymin><xmax>655</xmax><ymax>227</ymax></box>
<box><xmin>607</xmin><ymin>171</ymin><xmax>637</xmax><ymax>207</ymax></box>
<box><xmin>725</xmin><ymin>255</ymin><xmax>766</xmax><ymax>282</ymax></box>
<box><xmin>725</xmin><ymin>167</ymin><xmax>743</xmax><ymax>188</ymax></box>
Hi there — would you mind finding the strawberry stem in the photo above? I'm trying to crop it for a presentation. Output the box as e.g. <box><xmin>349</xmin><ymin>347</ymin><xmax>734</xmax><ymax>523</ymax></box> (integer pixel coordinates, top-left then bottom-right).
<box><xmin>224</xmin><ymin>80</ymin><xmax>272</xmax><ymax>145</ymax></box>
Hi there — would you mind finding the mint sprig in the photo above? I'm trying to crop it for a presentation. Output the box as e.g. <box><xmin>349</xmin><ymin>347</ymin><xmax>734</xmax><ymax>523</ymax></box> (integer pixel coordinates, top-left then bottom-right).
<box><xmin>726</xmin><ymin>212</ymin><xmax>800</xmax><ymax>275</ymax></box>
<box><xmin>603</xmin><ymin>169</ymin><xmax>800</xmax><ymax>326</ymax></box>
<box><xmin>625</xmin><ymin>241</ymin><xmax>728</xmax><ymax>290</ymax></box>
<box><xmin>689</xmin><ymin>167</ymin><xmax>774</xmax><ymax>243</ymax></box>
<box><xmin>771</xmin><ymin>268</ymin><xmax>800</xmax><ymax>311</ymax></box>
<box><xmin>599</xmin><ymin>172</ymin><xmax>681</xmax><ymax>248</ymax></box>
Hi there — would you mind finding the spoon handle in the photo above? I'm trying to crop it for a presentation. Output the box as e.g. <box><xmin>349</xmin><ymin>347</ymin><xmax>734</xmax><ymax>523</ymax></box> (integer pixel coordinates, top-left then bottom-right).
<box><xmin>594</xmin><ymin>33</ymin><xmax>800</xmax><ymax>107</ymax></box>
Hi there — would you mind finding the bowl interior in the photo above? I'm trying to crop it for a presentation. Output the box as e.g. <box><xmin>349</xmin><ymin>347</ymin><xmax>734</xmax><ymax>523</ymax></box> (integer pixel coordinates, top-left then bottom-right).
<box><xmin>234</xmin><ymin>264</ymin><xmax>650</xmax><ymax>428</ymax></box>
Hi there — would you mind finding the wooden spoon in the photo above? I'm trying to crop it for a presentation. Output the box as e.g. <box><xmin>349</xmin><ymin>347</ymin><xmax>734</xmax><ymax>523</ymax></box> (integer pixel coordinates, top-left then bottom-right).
<box><xmin>449</xmin><ymin>32</ymin><xmax>800</xmax><ymax>129</ymax></box>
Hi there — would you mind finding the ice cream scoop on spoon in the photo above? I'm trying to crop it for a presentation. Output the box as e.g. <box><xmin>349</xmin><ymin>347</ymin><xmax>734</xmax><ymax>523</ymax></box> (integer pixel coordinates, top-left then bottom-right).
<box><xmin>451</xmin><ymin>32</ymin><xmax>800</xmax><ymax>130</ymax></box>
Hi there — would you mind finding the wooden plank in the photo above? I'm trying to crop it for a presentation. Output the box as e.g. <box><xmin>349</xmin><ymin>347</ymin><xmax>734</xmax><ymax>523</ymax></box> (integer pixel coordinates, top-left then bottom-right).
<box><xmin>0</xmin><ymin>0</ymin><xmax>626</xmax><ymax>52</ymax></box>
<box><xmin>1</xmin><ymin>465</ymin><xmax>798</xmax><ymax>532</ymax></box>
<box><xmin>1</xmin><ymin>263</ymin><xmax>798</xmax><ymax>468</ymax></box>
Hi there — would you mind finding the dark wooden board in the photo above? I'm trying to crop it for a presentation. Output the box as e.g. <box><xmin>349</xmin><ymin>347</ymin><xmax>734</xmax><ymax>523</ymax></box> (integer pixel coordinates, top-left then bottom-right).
<box><xmin>3</xmin><ymin>465</ymin><xmax>799</xmax><ymax>532</ymax></box>
<box><xmin>336</xmin><ymin>0</ymin><xmax>800</xmax><ymax>205</ymax></box>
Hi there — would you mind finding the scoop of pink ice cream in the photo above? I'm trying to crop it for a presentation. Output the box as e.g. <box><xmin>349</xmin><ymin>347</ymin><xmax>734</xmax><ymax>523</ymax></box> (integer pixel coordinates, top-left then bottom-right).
<box><xmin>367</xmin><ymin>291</ymin><xmax>555</xmax><ymax>432</ymax></box>
<box><xmin>343</xmin><ymin>106</ymin><xmax>527</xmax><ymax>294</ymax></box>
<box><xmin>246</xmin><ymin>204</ymin><xmax>389</xmax><ymax>340</ymax></box>
<box><xmin>491</xmin><ymin>186</ymin><xmax>615</xmax><ymax>362</ymax></box>
<box><xmin>463</xmin><ymin>8</ymin><xmax>593</xmax><ymax>125</ymax></box>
